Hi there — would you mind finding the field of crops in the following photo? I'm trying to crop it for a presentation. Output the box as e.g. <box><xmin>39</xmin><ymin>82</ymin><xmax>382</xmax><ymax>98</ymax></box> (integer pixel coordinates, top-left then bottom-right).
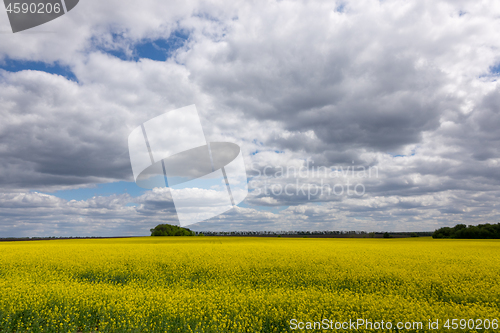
<box><xmin>0</xmin><ymin>237</ymin><xmax>499</xmax><ymax>332</ymax></box>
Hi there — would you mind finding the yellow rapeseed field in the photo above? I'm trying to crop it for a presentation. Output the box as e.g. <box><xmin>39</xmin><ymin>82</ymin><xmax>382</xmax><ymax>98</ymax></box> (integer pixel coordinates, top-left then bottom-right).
<box><xmin>0</xmin><ymin>237</ymin><xmax>499</xmax><ymax>332</ymax></box>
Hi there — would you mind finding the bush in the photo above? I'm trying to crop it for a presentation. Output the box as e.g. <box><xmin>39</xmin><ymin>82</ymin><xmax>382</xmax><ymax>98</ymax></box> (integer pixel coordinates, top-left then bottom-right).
<box><xmin>150</xmin><ymin>224</ymin><xmax>195</xmax><ymax>236</ymax></box>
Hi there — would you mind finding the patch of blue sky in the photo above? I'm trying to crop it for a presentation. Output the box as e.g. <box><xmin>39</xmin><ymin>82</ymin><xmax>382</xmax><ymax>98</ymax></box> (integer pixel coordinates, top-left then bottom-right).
<box><xmin>251</xmin><ymin>149</ymin><xmax>284</xmax><ymax>156</ymax></box>
<box><xmin>93</xmin><ymin>30</ymin><xmax>190</xmax><ymax>62</ymax></box>
<box><xmin>491</xmin><ymin>63</ymin><xmax>500</xmax><ymax>75</ymax></box>
<box><xmin>0</xmin><ymin>58</ymin><xmax>77</xmax><ymax>82</ymax></box>
<box><xmin>43</xmin><ymin>181</ymin><xmax>146</xmax><ymax>201</ymax></box>
<box><xmin>479</xmin><ymin>63</ymin><xmax>500</xmax><ymax>81</ymax></box>
<box><xmin>389</xmin><ymin>149</ymin><xmax>416</xmax><ymax>158</ymax></box>
<box><xmin>335</xmin><ymin>3</ymin><xmax>346</xmax><ymax>12</ymax></box>
<box><xmin>135</xmin><ymin>31</ymin><xmax>189</xmax><ymax>61</ymax></box>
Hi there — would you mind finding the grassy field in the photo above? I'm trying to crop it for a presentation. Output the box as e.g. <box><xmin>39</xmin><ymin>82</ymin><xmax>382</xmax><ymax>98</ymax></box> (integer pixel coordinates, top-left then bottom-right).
<box><xmin>0</xmin><ymin>237</ymin><xmax>499</xmax><ymax>332</ymax></box>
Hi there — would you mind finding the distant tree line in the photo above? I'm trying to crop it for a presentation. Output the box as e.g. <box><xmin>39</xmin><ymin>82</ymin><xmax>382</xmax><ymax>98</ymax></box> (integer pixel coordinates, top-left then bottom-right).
<box><xmin>150</xmin><ymin>224</ymin><xmax>195</xmax><ymax>236</ymax></box>
<box><xmin>194</xmin><ymin>230</ymin><xmax>433</xmax><ymax>237</ymax></box>
<box><xmin>432</xmin><ymin>223</ymin><xmax>500</xmax><ymax>239</ymax></box>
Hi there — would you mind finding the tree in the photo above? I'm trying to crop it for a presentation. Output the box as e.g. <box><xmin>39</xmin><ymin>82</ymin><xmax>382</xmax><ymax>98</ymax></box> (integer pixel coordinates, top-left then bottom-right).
<box><xmin>150</xmin><ymin>224</ymin><xmax>195</xmax><ymax>236</ymax></box>
<box><xmin>432</xmin><ymin>223</ymin><xmax>500</xmax><ymax>239</ymax></box>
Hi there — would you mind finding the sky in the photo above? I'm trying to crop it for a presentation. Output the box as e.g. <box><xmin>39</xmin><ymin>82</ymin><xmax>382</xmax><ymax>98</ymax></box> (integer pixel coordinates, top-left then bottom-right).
<box><xmin>1</xmin><ymin>0</ymin><xmax>500</xmax><ymax>237</ymax></box>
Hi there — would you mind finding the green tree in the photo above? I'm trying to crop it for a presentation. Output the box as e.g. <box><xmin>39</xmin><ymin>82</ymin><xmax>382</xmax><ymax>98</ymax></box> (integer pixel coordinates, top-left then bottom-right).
<box><xmin>432</xmin><ymin>223</ymin><xmax>500</xmax><ymax>239</ymax></box>
<box><xmin>150</xmin><ymin>224</ymin><xmax>195</xmax><ymax>236</ymax></box>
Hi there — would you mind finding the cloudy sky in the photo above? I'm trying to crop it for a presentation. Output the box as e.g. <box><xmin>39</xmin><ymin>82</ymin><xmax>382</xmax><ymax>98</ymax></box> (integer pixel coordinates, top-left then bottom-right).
<box><xmin>1</xmin><ymin>0</ymin><xmax>500</xmax><ymax>237</ymax></box>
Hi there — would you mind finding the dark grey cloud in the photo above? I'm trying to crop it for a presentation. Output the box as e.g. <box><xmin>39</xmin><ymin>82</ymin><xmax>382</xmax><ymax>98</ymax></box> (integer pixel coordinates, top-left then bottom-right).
<box><xmin>182</xmin><ymin>2</ymin><xmax>463</xmax><ymax>158</ymax></box>
<box><xmin>0</xmin><ymin>70</ymin><xmax>132</xmax><ymax>190</ymax></box>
